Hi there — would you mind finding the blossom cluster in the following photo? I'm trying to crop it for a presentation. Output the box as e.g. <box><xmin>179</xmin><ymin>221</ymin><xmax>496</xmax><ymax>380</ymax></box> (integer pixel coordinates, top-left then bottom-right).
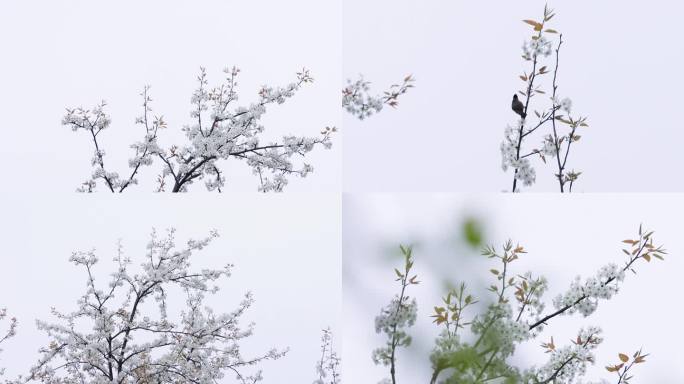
<box><xmin>524</xmin><ymin>327</ymin><xmax>603</xmax><ymax>384</ymax></box>
<box><xmin>515</xmin><ymin>275</ymin><xmax>549</xmax><ymax>339</ymax></box>
<box><xmin>372</xmin><ymin>296</ymin><xmax>418</xmax><ymax>366</ymax></box>
<box><xmin>342</xmin><ymin>76</ymin><xmax>384</xmax><ymax>119</ymax></box>
<box><xmin>557</xmin><ymin>96</ymin><xmax>573</xmax><ymax>113</ymax></box>
<box><xmin>374</xmin><ymin>296</ymin><xmax>418</xmax><ymax>336</ymax></box>
<box><xmin>64</xmin><ymin>67</ymin><xmax>334</xmax><ymax>192</ymax></box>
<box><xmin>429</xmin><ymin>329</ymin><xmax>463</xmax><ymax>369</ymax></box>
<box><xmin>552</xmin><ymin>263</ymin><xmax>626</xmax><ymax>317</ymax></box>
<box><xmin>540</xmin><ymin>134</ymin><xmax>558</xmax><ymax>158</ymax></box>
<box><xmin>497</xmin><ymin>316</ymin><xmax>532</xmax><ymax>351</ymax></box>
<box><xmin>474</xmin><ymin>303</ymin><xmax>532</xmax><ymax>357</ymax></box>
<box><xmin>501</xmin><ymin>120</ymin><xmax>537</xmax><ymax>187</ymax></box>
<box><xmin>522</xmin><ymin>36</ymin><xmax>553</xmax><ymax>60</ymax></box>
<box><xmin>342</xmin><ymin>75</ymin><xmax>414</xmax><ymax>120</ymax></box>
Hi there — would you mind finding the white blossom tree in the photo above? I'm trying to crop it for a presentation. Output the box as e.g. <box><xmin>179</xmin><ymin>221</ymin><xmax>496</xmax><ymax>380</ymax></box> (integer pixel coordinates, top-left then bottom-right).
<box><xmin>342</xmin><ymin>75</ymin><xmax>414</xmax><ymax>120</ymax></box>
<box><xmin>20</xmin><ymin>229</ymin><xmax>287</xmax><ymax>383</ymax></box>
<box><xmin>373</xmin><ymin>226</ymin><xmax>665</xmax><ymax>384</ymax></box>
<box><xmin>0</xmin><ymin>308</ymin><xmax>18</xmax><ymax>377</ymax></box>
<box><xmin>313</xmin><ymin>328</ymin><xmax>340</xmax><ymax>384</ymax></box>
<box><xmin>64</xmin><ymin>67</ymin><xmax>335</xmax><ymax>193</ymax></box>
<box><xmin>501</xmin><ymin>6</ymin><xmax>588</xmax><ymax>192</ymax></box>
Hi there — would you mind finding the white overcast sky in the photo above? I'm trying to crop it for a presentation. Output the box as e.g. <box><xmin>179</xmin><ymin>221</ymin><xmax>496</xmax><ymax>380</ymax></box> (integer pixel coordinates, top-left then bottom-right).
<box><xmin>343</xmin><ymin>0</ymin><xmax>684</xmax><ymax>192</ymax></box>
<box><xmin>0</xmin><ymin>193</ymin><xmax>341</xmax><ymax>383</ymax></box>
<box><xmin>0</xmin><ymin>0</ymin><xmax>341</xmax><ymax>193</ymax></box>
<box><xmin>344</xmin><ymin>194</ymin><xmax>684</xmax><ymax>382</ymax></box>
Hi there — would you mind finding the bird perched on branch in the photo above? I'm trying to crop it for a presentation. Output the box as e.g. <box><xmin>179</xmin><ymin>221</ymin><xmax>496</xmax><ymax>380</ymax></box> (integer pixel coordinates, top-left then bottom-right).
<box><xmin>511</xmin><ymin>94</ymin><xmax>526</xmax><ymax>119</ymax></box>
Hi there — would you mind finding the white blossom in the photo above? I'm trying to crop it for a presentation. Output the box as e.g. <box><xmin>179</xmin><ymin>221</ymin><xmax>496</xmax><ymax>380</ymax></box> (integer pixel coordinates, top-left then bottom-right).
<box><xmin>473</xmin><ymin>303</ymin><xmax>532</xmax><ymax>357</ymax></box>
<box><xmin>552</xmin><ymin>263</ymin><xmax>625</xmax><ymax>317</ymax></box>
<box><xmin>514</xmin><ymin>158</ymin><xmax>536</xmax><ymax>187</ymax></box>
<box><xmin>372</xmin><ymin>296</ymin><xmax>417</xmax><ymax>367</ymax></box>
<box><xmin>501</xmin><ymin>121</ymin><xmax>537</xmax><ymax>188</ymax></box>
<box><xmin>342</xmin><ymin>74</ymin><xmax>414</xmax><ymax>120</ymax></box>
<box><xmin>342</xmin><ymin>76</ymin><xmax>384</xmax><ymax>120</ymax></box>
<box><xmin>524</xmin><ymin>327</ymin><xmax>603</xmax><ymax>384</ymax></box>
<box><xmin>541</xmin><ymin>134</ymin><xmax>557</xmax><ymax>158</ymax></box>
<box><xmin>561</xmin><ymin>97</ymin><xmax>573</xmax><ymax>113</ymax></box>
<box><xmin>522</xmin><ymin>36</ymin><xmax>553</xmax><ymax>60</ymax></box>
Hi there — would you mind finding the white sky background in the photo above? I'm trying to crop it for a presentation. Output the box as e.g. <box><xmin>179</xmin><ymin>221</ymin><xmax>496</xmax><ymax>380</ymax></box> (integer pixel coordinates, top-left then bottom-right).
<box><xmin>0</xmin><ymin>0</ymin><xmax>341</xmax><ymax>193</ymax></box>
<box><xmin>343</xmin><ymin>0</ymin><xmax>684</xmax><ymax>192</ymax></box>
<box><xmin>343</xmin><ymin>194</ymin><xmax>684</xmax><ymax>382</ymax></box>
<box><xmin>0</xmin><ymin>193</ymin><xmax>341</xmax><ymax>383</ymax></box>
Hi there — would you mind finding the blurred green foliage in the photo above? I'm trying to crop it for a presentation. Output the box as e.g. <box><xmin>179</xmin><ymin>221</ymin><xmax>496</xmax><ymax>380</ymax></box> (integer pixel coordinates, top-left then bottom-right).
<box><xmin>462</xmin><ymin>217</ymin><xmax>484</xmax><ymax>249</ymax></box>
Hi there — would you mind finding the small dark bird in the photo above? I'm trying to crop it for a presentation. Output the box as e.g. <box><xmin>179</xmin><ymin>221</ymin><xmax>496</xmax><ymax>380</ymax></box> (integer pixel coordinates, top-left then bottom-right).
<box><xmin>511</xmin><ymin>94</ymin><xmax>526</xmax><ymax>119</ymax></box>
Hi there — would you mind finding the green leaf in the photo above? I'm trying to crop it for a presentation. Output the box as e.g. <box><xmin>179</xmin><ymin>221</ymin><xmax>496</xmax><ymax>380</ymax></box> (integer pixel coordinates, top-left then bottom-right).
<box><xmin>463</xmin><ymin>217</ymin><xmax>484</xmax><ymax>248</ymax></box>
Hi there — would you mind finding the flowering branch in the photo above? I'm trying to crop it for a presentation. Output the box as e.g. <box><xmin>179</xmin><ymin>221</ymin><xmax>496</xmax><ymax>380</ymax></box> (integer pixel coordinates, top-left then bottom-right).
<box><xmin>372</xmin><ymin>245</ymin><xmax>419</xmax><ymax>384</ymax></box>
<box><xmin>501</xmin><ymin>6</ymin><xmax>588</xmax><ymax>192</ymax></box>
<box><xmin>64</xmin><ymin>67</ymin><xmax>335</xmax><ymax>193</ymax></box>
<box><xmin>530</xmin><ymin>226</ymin><xmax>665</xmax><ymax>330</ymax></box>
<box><xmin>534</xmin><ymin>328</ymin><xmax>602</xmax><ymax>383</ymax></box>
<box><xmin>342</xmin><ymin>75</ymin><xmax>415</xmax><ymax>120</ymax></box>
<box><xmin>313</xmin><ymin>328</ymin><xmax>341</xmax><ymax>384</ymax></box>
<box><xmin>0</xmin><ymin>308</ymin><xmax>18</xmax><ymax>377</ymax></box>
